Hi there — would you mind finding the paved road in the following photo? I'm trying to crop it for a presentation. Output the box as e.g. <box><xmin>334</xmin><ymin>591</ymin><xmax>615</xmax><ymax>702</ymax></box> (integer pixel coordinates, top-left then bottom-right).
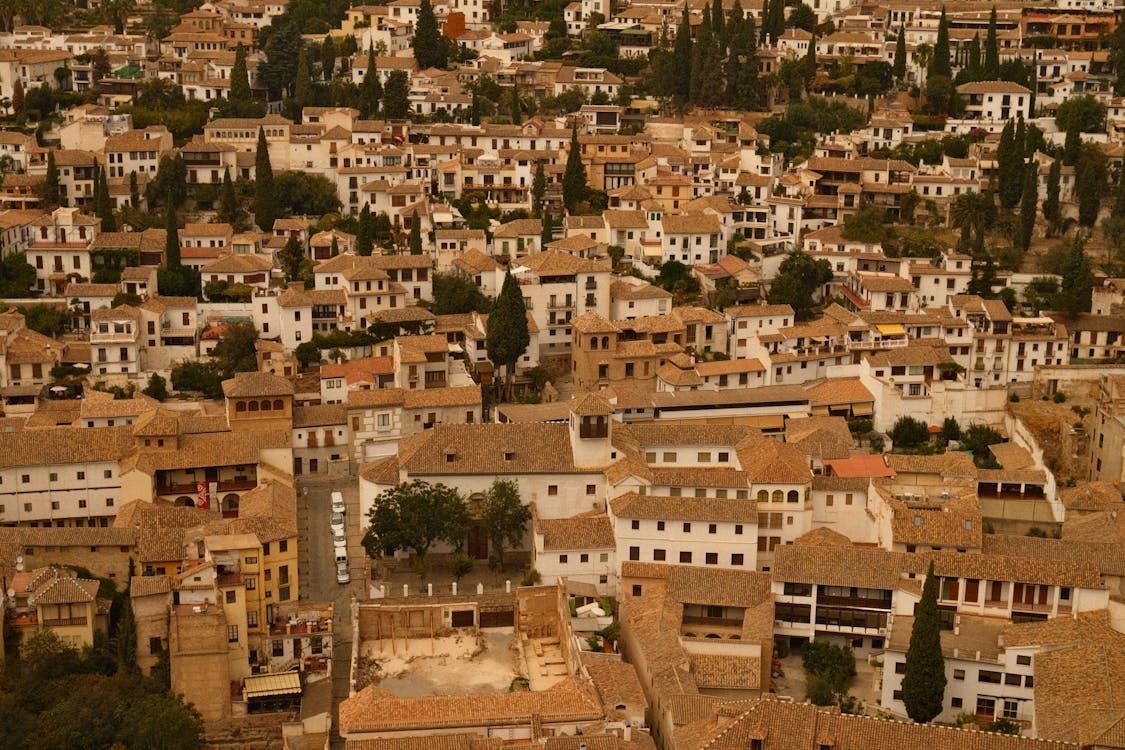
<box><xmin>295</xmin><ymin>475</ymin><xmax>365</xmax><ymax>749</ymax></box>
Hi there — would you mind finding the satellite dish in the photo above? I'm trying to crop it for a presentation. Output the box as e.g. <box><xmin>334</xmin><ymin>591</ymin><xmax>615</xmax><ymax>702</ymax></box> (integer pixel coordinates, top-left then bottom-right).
<box><xmin>16</xmin><ymin>556</ymin><xmax>23</xmax><ymax>564</ymax></box>
<box><xmin>6</xmin><ymin>588</ymin><xmax>15</xmax><ymax>598</ymax></box>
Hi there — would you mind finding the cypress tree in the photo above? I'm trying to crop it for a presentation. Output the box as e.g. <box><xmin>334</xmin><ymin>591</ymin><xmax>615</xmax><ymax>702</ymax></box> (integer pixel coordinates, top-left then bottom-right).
<box><xmin>97</xmin><ymin>164</ymin><xmax>116</xmax><ymax>231</ymax></box>
<box><xmin>509</xmin><ymin>85</ymin><xmax>522</xmax><ymax>124</ymax></box>
<box><xmin>220</xmin><ymin>167</ymin><xmax>237</xmax><ymax>222</ymax></box>
<box><xmin>541</xmin><ymin>211</ymin><xmax>553</xmax><ymax>248</ymax></box>
<box><xmin>1043</xmin><ymin>159</ymin><xmax>1061</xmax><ymax>226</ymax></box>
<box><xmin>711</xmin><ymin>0</ymin><xmax>724</xmax><ymax>45</ymax></box>
<box><xmin>901</xmin><ymin>561</ymin><xmax>947</xmax><ymax>723</ymax></box>
<box><xmin>322</xmin><ymin>35</ymin><xmax>337</xmax><ymax>80</ymax></box>
<box><xmin>1028</xmin><ymin>63</ymin><xmax>1037</xmax><ymax>116</ymax></box>
<box><xmin>129</xmin><ymin>170</ymin><xmax>139</xmax><ymax>208</ymax></box>
<box><xmin>330</xmin><ymin>236</ymin><xmax>339</xmax><ymax>256</ymax></box>
<box><xmin>279</xmin><ymin>235</ymin><xmax>304</xmax><ymax>281</ymax></box>
<box><xmin>486</xmin><ymin>270</ymin><xmax>531</xmax><ymax>399</ymax></box>
<box><xmin>769</xmin><ymin>0</ymin><xmax>785</xmax><ymax>42</ymax></box>
<box><xmin>165</xmin><ymin>193</ymin><xmax>181</xmax><ymax>269</ymax></box>
<box><xmin>1076</xmin><ymin>144</ymin><xmax>1106</xmax><ymax>228</ymax></box>
<box><xmin>893</xmin><ymin>24</ymin><xmax>907</xmax><ymax>82</ymax></box>
<box><xmin>1114</xmin><ymin>23</ymin><xmax>1125</xmax><ymax>96</ymax></box>
<box><xmin>532</xmin><ymin>160</ymin><xmax>546</xmax><ymax>214</ymax></box>
<box><xmin>382</xmin><ymin>69</ymin><xmax>410</xmax><ymax>120</ymax></box>
<box><xmin>11</xmin><ymin>79</ymin><xmax>23</xmax><ymax>114</ymax></box>
<box><xmin>759</xmin><ymin>0</ymin><xmax>770</xmax><ymax>43</ymax></box>
<box><xmin>1056</xmin><ymin>235</ymin><xmax>1093</xmax><ymax>314</ymax></box>
<box><xmin>1063</xmin><ymin>122</ymin><xmax>1080</xmax><ymax>167</ymax></box>
<box><xmin>996</xmin><ymin>120</ymin><xmax>1021</xmax><ymax>210</ymax></box>
<box><xmin>471</xmin><ymin>92</ymin><xmax>480</xmax><ymax>125</ymax></box>
<box><xmin>231</xmin><ymin>43</ymin><xmax>252</xmax><ymax>103</ymax></box>
<box><xmin>930</xmin><ymin>7</ymin><xmax>951</xmax><ymax>80</ymax></box>
<box><xmin>672</xmin><ymin>7</ymin><xmax>694</xmax><ymax>100</ymax></box>
<box><xmin>1115</xmin><ymin>163</ymin><xmax>1125</xmax><ymax>217</ymax></box>
<box><xmin>562</xmin><ymin>124</ymin><xmax>587</xmax><ymax>214</ymax></box>
<box><xmin>294</xmin><ymin>46</ymin><xmax>312</xmax><ymax>109</ymax></box>
<box><xmin>966</xmin><ymin>33</ymin><xmax>981</xmax><ymax>78</ymax></box>
<box><xmin>117</xmin><ymin>583</ymin><xmax>138</xmax><ymax>673</ymax></box>
<box><xmin>409</xmin><ymin>210</ymin><xmax>423</xmax><ymax>255</ymax></box>
<box><xmin>1017</xmin><ymin>162</ymin><xmax>1037</xmax><ymax>252</ymax></box>
<box><xmin>44</xmin><ymin>151</ymin><xmax>60</xmax><ymax>206</ymax></box>
<box><xmin>254</xmin><ymin>128</ymin><xmax>278</xmax><ymax>232</ymax></box>
<box><xmin>414</xmin><ymin>0</ymin><xmax>447</xmax><ymax>69</ymax></box>
<box><xmin>356</xmin><ymin>203</ymin><xmax>374</xmax><ymax>256</ymax></box>
<box><xmin>984</xmin><ymin>6</ymin><xmax>1000</xmax><ymax>78</ymax></box>
<box><xmin>726</xmin><ymin>15</ymin><xmax>759</xmax><ymax>109</ymax></box>
<box><xmin>360</xmin><ymin>47</ymin><xmax>382</xmax><ymax>118</ymax></box>
<box><xmin>690</xmin><ymin>15</ymin><xmax>724</xmax><ymax>106</ymax></box>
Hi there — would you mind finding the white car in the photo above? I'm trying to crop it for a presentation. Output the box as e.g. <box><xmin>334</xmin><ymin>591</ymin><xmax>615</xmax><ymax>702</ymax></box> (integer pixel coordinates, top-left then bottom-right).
<box><xmin>330</xmin><ymin>512</ymin><xmax>345</xmax><ymax>534</ymax></box>
<box><xmin>336</xmin><ymin>560</ymin><xmax>350</xmax><ymax>584</ymax></box>
<box><xmin>331</xmin><ymin>491</ymin><xmax>346</xmax><ymax>515</ymax></box>
<box><xmin>332</xmin><ymin>532</ymin><xmax>347</xmax><ymax>550</ymax></box>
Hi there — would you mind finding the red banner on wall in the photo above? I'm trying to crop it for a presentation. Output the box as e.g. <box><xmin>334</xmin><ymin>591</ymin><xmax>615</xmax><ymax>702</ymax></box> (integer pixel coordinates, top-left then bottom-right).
<box><xmin>197</xmin><ymin>482</ymin><xmax>209</xmax><ymax>510</ymax></box>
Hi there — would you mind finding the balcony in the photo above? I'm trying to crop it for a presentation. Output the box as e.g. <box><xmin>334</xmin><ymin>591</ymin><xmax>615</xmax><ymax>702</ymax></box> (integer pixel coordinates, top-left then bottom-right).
<box><xmin>42</xmin><ymin>616</ymin><xmax>88</xmax><ymax>627</ymax></box>
<box><xmin>816</xmin><ymin>594</ymin><xmax>892</xmax><ymax>609</ymax></box>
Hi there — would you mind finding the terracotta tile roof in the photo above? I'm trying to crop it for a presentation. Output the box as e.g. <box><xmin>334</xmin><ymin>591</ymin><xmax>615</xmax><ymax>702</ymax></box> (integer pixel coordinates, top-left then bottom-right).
<box><xmin>580</xmin><ymin>652</ymin><xmax>649</xmax><ymax>721</ymax></box>
<box><xmin>293</xmin><ymin>403</ymin><xmax>347</xmax><ymax>428</ymax></box>
<box><xmin>572</xmin><ymin>311</ymin><xmax>621</xmax><ymax>334</ymax></box>
<box><xmin>0</xmin><ymin>424</ymin><xmax>134</xmax><ymax>468</ymax></box>
<box><xmin>220</xmin><ymin>371</ymin><xmax>295</xmax><ymax>398</ymax></box>
<box><xmin>802</xmin><ymin>377</ymin><xmax>874</xmax><ymax>406</ymax></box>
<box><xmin>78</xmin><ymin>392</ymin><xmax>157</xmax><ymax>420</ymax></box>
<box><xmin>610</xmin><ymin>492</ymin><xmax>754</xmax><ymax>524</ymax></box>
<box><xmin>538</xmin><ymin>511</ymin><xmax>615</xmax><ymax>550</ymax></box>
<box><xmin>736</xmin><ymin>437</ymin><xmax>810</xmax><ymax>485</ymax></box>
<box><xmin>129</xmin><ymin>574</ymin><xmax>176</xmax><ymax>598</ymax></box>
<box><xmin>338</xmin><ymin>676</ymin><xmax>604</xmax><ymax>734</ymax></box>
<box><xmin>1060</xmin><ymin>482</ymin><xmax>1123</xmax><ymax>513</ymax></box>
<box><xmin>689</xmin><ymin>654</ymin><xmax>761</xmax><ymax>690</ymax></box>
<box><xmin>399</xmin><ymin>423</ymin><xmax>583</xmax><ymax>475</ymax></box>
<box><xmin>402</xmin><ymin>385</ymin><xmax>481</xmax><ymax>409</ymax></box>
<box><xmin>27</xmin><ymin>567</ymin><xmax>100</xmax><ymax>605</ymax></box>
<box><xmin>519</xmin><ymin>250</ymin><xmax>610</xmax><ymax>276</ymax></box>
<box><xmin>570</xmin><ymin>391</ymin><xmax>615</xmax><ymax>416</ymax></box>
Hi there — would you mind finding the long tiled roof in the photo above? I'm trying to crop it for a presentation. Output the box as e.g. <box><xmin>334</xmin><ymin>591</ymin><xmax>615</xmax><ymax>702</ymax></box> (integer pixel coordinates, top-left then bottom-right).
<box><xmin>610</xmin><ymin>493</ymin><xmax>755</xmax><ymax>524</ymax></box>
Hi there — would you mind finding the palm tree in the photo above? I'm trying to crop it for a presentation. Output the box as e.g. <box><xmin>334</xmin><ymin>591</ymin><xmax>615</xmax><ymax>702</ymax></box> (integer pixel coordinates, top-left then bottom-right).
<box><xmin>913</xmin><ymin>43</ymin><xmax>933</xmax><ymax>86</ymax></box>
<box><xmin>950</xmin><ymin>190</ymin><xmax>987</xmax><ymax>253</ymax></box>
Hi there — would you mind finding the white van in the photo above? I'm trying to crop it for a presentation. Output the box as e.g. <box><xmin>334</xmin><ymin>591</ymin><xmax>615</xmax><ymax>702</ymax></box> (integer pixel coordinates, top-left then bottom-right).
<box><xmin>331</xmin><ymin>491</ymin><xmax>345</xmax><ymax>515</ymax></box>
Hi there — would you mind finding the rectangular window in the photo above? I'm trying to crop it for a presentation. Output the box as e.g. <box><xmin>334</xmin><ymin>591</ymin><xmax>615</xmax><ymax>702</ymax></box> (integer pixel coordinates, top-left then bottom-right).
<box><xmin>579</xmin><ymin>554</ymin><xmax>588</xmax><ymax>563</ymax></box>
<box><xmin>227</xmin><ymin>625</ymin><xmax>239</xmax><ymax>643</ymax></box>
<box><xmin>631</xmin><ymin>519</ymin><xmax>640</xmax><ymax>530</ymax></box>
<box><xmin>708</xmin><ymin>523</ymin><xmax>717</xmax><ymax>534</ymax></box>
<box><xmin>279</xmin><ymin>540</ymin><xmax>288</xmax><ymax>553</ymax></box>
<box><xmin>705</xmin><ymin>552</ymin><xmax>718</xmax><ymax>565</ymax></box>
<box><xmin>653</xmin><ymin>549</ymin><xmax>666</xmax><ymax>561</ymax></box>
<box><xmin>657</xmin><ymin>521</ymin><xmax>665</xmax><ymax>531</ymax></box>
<box><xmin>679</xmin><ymin>551</ymin><xmax>692</xmax><ymax>563</ymax></box>
<box><xmin>247</xmin><ymin>611</ymin><xmax>258</xmax><ymax>627</ymax></box>
<box><xmin>731</xmin><ymin>553</ymin><xmax>744</xmax><ymax>566</ymax></box>
<box><xmin>559</xmin><ymin>554</ymin><xmax>568</xmax><ymax>564</ymax></box>
<box><xmin>586</xmin><ymin>484</ymin><xmax>596</xmax><ymax>495</ymax></box>
<box><xmin>225</xmin><ymin>590</ymin><xmax>236</xmax><ymax>603</ymax></box>
<box><xmin>629</xmin><ymin>546</ymin><xmax>640</xmax><ymax>561</ymax></box>
<box><xmin>548</xmin><ymin>485</ymin><xmax>558</xmax><ymax>496</ymax></box>
<box><xmin>953</xmin><ymin>669</ymin><xmax>965</xmax><ymax>680</ymax></box>
<box><xmin>734</xmin><ymin>524</ymin><xmax>743</xmax><ymax>535</ymax></box>
<box><xmin>683</xmin><ymin>522</ymin><xmax>691</xmax><ymax>533</ymax></box>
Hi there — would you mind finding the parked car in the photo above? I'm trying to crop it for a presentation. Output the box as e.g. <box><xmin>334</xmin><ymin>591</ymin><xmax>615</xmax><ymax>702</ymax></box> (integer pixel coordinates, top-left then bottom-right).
<box><xmin>330</xmin><ymin>512</ymin><xmax>345</xmax><ymax>534</ymax></box>
<box><xmin>332</xmin><ymin>532</ymin><xmax>347</xmax><ymax>549</ymax></box>
<box><xmin>331</xmin><ymin>491</ymin><xmax>345</xmax><ymax>515</ymax></box>
<box><xmin>336</xmin><ymin>560</ymin><xmax>350</xmax><ymax>584</ymax></box>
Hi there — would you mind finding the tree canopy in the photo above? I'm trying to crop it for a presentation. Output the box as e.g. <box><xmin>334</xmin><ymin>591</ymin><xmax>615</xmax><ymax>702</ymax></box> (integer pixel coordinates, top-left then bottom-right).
<box><xmin>482</xmin><ymin>479</ymin><xmax>531</xmax><ymax>570</ymax></box>
<box><xmin>363</xmin><ymin>480</ymin><xmax>469</xmax><ymax>559</ymax></box>
<box><xmin>901</xmin><ymin>562</ymin><xmax>947</xmax><ymax>723</ymax></box>
<box><xmin>767</xmin><ymin>251</ymin><xmax>832</xmax><ymax>321</ymax></box>
<box><xmin>486</xmin><ymin>271</ymin><xmax>531</xmax><ymax>396</ymax></box>
<box><xmin>430</xmin><ymin>272</ymin><xmax>491</xmax><ymax>314</ymax></box>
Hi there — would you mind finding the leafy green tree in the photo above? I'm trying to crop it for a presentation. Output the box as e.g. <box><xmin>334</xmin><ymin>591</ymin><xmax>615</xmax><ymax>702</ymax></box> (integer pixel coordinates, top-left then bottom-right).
<box><xmin>11</xmin><ymin>77</ymin><xmax>24</xmax><ymax>113</ymax></box>
<box><xmin>279</xmin><ymin>234</ymin><xmax>305</xmax><ymax>281</ymax></box>
<box><xmin>562</xmin><ymin>124</ymin><xmax>587</xmax><ymax>214</ymax></box>
<box><xmin>802</xmin><ymin>640</ymin><xmax>856</xmax><ymax>703</ymax></box>
<box><xmin>274</xmin><ymin>170</ymin><xmax>342</xmax><ymax>216</ymax></box>
<box><xmin>531</xmin><ymin>161</ymin><xmax>546</xmax><ymax>214</ymax></box>
<box><xmin>149</xmin><ymin>153</ymin><xmax>188</xmax><ymax>209</ymax></box>
<box><xmin>258</xmin><ymin>19</ymin><xmax>303</xmax><ymax>97</ymax></box>
<box><xmin>1056</xmin><ymin>94</ymin><xmax>1106</xmax><ymax>134</ymax></box>
<box><xmin>950</xmin><ymin>190</ymin><xmax>988</xmax><ymax>253</ymax></box>
<box><xmin>890</xmin><ymin>416</ymin><xmax>929</xmax><ymax>449</ymax></box>
<box><xmin>842</xmin><ymin>205</ymin><xmax>890</xmax><ymax>244</ymax></box>
<box><xmin>482</xmin><ymin>479</ymin><xmax>531</xmax><ymax>570</ymax></box>
<box><xmin>22</xmin><ymin>303</ymin><xmax>66</xmax><ymax>336</ymax></box>
<box><xmin>409</xmin><ymin>210</ymin><xmax>423</xmax><ymax>255</ymax></box>
<box><xmin>902</xmin><ymin>562</ymin><xmax>947</xmax><ymax>723</ymax></box>
<box><xmin>0</xmin><ymin>253</ymin><xmax>37</xmax><ymax>297</ymax></box>
<box><xmin>939</xmin><ymin>416</ymin><xmax>961</xmax><ymax>444</ymax></box>
<box><xmin>924</xmin><ymin>74</ymin><xmax>957</xmax><ymax>117</ymax></box>
<box><xmin>210</xmin><ymin>322</ymin><xmax>259</xmax><ymax>377</ymax></box>
<box><xmin>254</xmin><ymin>128</ymin><xmax>278</xmax><ymax>232</ymax></box>
<box><xmin>486</xmin><ymin>271</ymin><xmax>531</xmax><ymax>397</ymax></box>
<box><xmin>142</xmin><ymin>373</ymin><xmax>169</xmax><ymax>401</ymax></box>
<box><xmin>984</xmin><ymin>6</ymin><xmax>1000</xmax><ymax>78</ymax></box>
<box><xmin>929</xmin><ymin>7</ymin><xmax>951</xmax><ymax>79</ymax></box>
<box><xmin>413</xmin><ymin>0</ymin><xmax>447</xmax><ymax>69</ymax></box>
<box><xmin>356</xmin><ymin>203</ymin><xmax>374</xmax><ymax>256</ymax></box>
<box><xmin>1043</xmin><ymin>159</ymin><xmax>1061</xmax><ymax>228</ymax></box>
<box><xmin>787</xmin><ymin>2</ymin><xmax>816</xmax><ymax>32</ymax></box>
<box><xmin>893</xmin><ymin>24</ymin><xmax>907</xmax><ymax>81</ymax></box>
<box><xmin>430</xmin><ymin>272</ymin><xmax>490</xmax><ymax>314</ymax></box>
<box><xmin>382</xmin><ymin>69</ymin><xmax>410</xmax><ymax>119</ymax></box>
<box><xmin>363</xmin><ymin>480</ymin><xmax>469</xmax><ymax>559</ymax></box>
<box><xmin>767</xmin><ymin>251</ymin><xmax>832</xmax><ymax>321</ymax></box>
<box><xmin>1017</xmin><ymin>162</ymin><xmax>1037</xmax><ymax>252</ymax></box>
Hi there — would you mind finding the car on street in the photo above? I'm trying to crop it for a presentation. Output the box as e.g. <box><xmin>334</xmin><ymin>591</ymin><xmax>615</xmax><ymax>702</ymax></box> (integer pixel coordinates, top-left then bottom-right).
<box><xmin>331</xmin><ymin>491</ymin><xmax>345</xmax><ymax>515</ymax></box>
<box><xmin>330</xmin><ymin>512</ymin><xmax>344</xmax><ymax>533</ymax></box>
<box><xmin>336</xmin><ymin>560</ymin><xmax>350</xmax><ymax>584</ymax></box>
<box><xmin>332</xmin><ymin>532</ymin><xmax>347</xmax><ymax>550</ymax></box>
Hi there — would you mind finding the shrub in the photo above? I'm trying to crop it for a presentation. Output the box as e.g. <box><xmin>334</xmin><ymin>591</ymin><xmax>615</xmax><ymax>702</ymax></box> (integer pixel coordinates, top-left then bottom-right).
<box><xmin>451</xmin><ymin>554</ymin><xmax>474</xmax><ymax>581</ymax></box>
<box><xmin>1009</xmin><ymin>392</ymin><xmax>1020</xmax><ymax>402</ymax></box>
<box><xmin>1053</xmin><ymin>391</ymin><xmax>1067</xmax><ymax>403</ymax></box>
<box><xmin>521</xmin><ymin>568</ymin><xmax>542</xmax><ymax>586</ymax></box>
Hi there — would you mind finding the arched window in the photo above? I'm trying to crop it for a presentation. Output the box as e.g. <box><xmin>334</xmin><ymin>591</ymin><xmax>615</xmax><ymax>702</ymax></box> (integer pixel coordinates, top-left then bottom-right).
<box><xmin>601</xmin><ymin>336</ymin><xmax>609</xmax><ymax>349</ymax></box>
<box><xmin>757</xmin><ymin>489</ymin><xmax>769</xmax><ymax>503</ymax></box>
<box><xmin>772</xmin><ymin>490</ymin><xmax>783</xmax><ymax>503</ymax></box>
<box><xmin>260</xmin><ymin>400</ymin><xmax>271</xmax><ymax>411</ymax></box>
<box><xmin>248</xmin><ymin>401</ymin><xmax>259</xmax><ymax>412</ymax></box>
<box><xmin>787</xmin><ymin>490</ymin><xmax>800</xmax><ymax>503</ymax></box>
<box><xmin>590</xmin><ymin>337</ymin><xmax>598</xmax><ymax>350</ymax></box>
<box><xmin>235</xmin><ymin>401</ymin><xmax>246</xmax><ymax>412</ymax></box>
<box><xmin>273</xmin><ymin>399</ymin><xmax>283</xmax><ymax>410</ymax></box>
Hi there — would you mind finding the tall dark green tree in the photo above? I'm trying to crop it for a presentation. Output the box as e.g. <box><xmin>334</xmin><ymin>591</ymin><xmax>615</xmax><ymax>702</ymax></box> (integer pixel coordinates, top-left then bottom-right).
<box><xmin>486</xmin><ymin>270</ymin><xmax>531</xmax><ymax>398</ymax></box>
<box><xmin>254</xmin><ymin>128</ymin><xmax>278</xmax><ymax>232</ymax></box>
<box><xmin>893</xmin><ymin>24</ymin><xmax>907</xmax><ymax>81</ymax></box>
<box><xmin>541</xmin><ymin>211</ymin><xmax>553</xmax><ymax>247</ymax></box>
<box><xmin>901</xmin><ymin>562</ymin><xmax>947</xmax><ymax>723</ymax></box>
<box><xmin>219</xmin><ymin>167</ymin><xmax>237</xmax><ymax>223</ymax></box>
<box><xmin>509</xmin><ymin>85</ymin><xmax>522</xmax><ymax>124</ymax></box>
<box><xmin>996</xmin><ymin>120</ymin><xmax>1023</xmax><ymax>210</ymax></box>
<box><xmin>279</xmin><ymin>234</ymin><xmax>304</xmax><ymax>281</ymax></box>
<box><xmin>356</xmin><ymin>203</ymin><xmax>374</xmax><ymax>256</ymax></box>
<box><xmin>43</xmin><ymin>151</ymin><xmax>60</xmax><ymax>206</ymax></box>
<box><xmin>964</xmin><ymin>33</ymin><xmax>982</xmax><ymax>79</ymax></box>
<box><xmin>129</xmin><ymin>170</ymin><xmax>140</xmax><ymax>208</ymax></box>
<box><xmin>1113</xmin><ymin>22</ymin><xmax>1125</xmax><ymax>96</ymax></box>
<box><xmin>929</xmin><ymin>7</ymin><xmax>952</xmax><ymax>80</ymax></box>
<box><xmin>1063</xmin><ymin>122</ymin><xmax>1081</xmax><ymax>167</ymax></box>
<box><xmin>165</xmin><ymin>192</ymin><xmax>181</xmax><ymax>269</ymax></box>
<box><xmin>711</xmin><ymin>0</ymin><xmax>724</xmax><ymax>43</ymax></box>
<box><xmin>116</xmin><ymin>577</ymin><xmax>138</xmax><ymax>673</ymax></box>
<box><xmin>725</xmin><ymin>15</ymin><xmax>759</xmax><ymax>109</ymax></box>
<box><xmin>1055</xmin><ymin>235</ymin><xmax>1094</xmax><ymax>314</ymax></box>
<box><xmin>409</xmin><ymin>210</ymin><xmax>423</xmax><ymax>255</ymax></box>
<box><xmin>1076</xmin><ymin>143</ymin><xmax>1107</xmax><ymax>228</ymax></box>
<box><xmin>690</xmin><ymin>15</ymin><xmax>724</xmax><ymax>106</ymax></box>
<box><xmin>1043</xmin><ymin>159</ymin><xmax>1061</xmax><ymax>227</ymax></box>
<box><xmin>96</xmin><ymin>163</ymin><xmax>116</xmax><ymax>231</ymax></box>
<box><xmin>1115</xmin><ymin>163</ymin><xmax>1125</xmax><ymax>217</ymax></box>
<box><xmin>562</xmin><ymin>125</ymin><xmax>587</xmax><ymax>214</ymax></box>
<box><xmin>1017</xmin><ymin>162</ymin><xmax>1037</xmax><ymax>252</ymax></box>
<box><xmin>413</xmin><ymin>0</ymin><xmax>447</xmax><ymax>69</ymax></box>
<box><xmin>672</xmin><ymin>7</ymin><xmax>694</xmax><ymax>100</ymax></box>
<box><xmin>482</xmin><ymin>479</ymin><xmax>531</xmax><ymax>570</ymax></box>
<box><xmin>532</xmin><ymin>160</ymin><xmax>546</xmax><ymax>214</ymax></box>
<box><xmin>293</xmin><ymin>46</ymin><xmax>313</xmax><ymax>110</ymax></box>
<box><xmin>984</xmin><ymin>6</ymin><xmax>1000</xmax><ymax>78</ymax></box>
<box><xmin>322</xmin><ymin>35</ymin><xmax>337</xmax><ymax>80</ymax></box>
<box><xmin>359</xmin><ymin>47</ymin><xmax>382</xmax><ymax>118</ymax></box>
<box><xmin>258</xmin><ymin>20</ymin><xmax>302</xmax><ymax>98</ymax></box>
<box><xmin>230</xmin><ymin>42</ymin><xmax>252</xmax><ymax>103</ymax></box>
<box><xmin>383</xmin><ymin>69</ymin><xmax>410</xmax><ymax>119</ymax></box>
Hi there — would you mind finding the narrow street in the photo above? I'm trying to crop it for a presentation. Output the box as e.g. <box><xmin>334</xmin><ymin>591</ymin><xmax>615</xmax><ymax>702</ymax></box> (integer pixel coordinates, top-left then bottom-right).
<box><xmin>295</xmin><ymin>474</ymin><xmax>365</xmax><ymax>749</ymax></box>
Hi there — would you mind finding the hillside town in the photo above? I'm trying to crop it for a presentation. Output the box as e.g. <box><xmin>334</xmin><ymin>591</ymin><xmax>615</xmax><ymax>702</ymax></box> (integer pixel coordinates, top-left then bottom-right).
<box><xmin>4</xmin><ymin>0</ymin><xmax>1125</xmax><ymax>747</ymax></box>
